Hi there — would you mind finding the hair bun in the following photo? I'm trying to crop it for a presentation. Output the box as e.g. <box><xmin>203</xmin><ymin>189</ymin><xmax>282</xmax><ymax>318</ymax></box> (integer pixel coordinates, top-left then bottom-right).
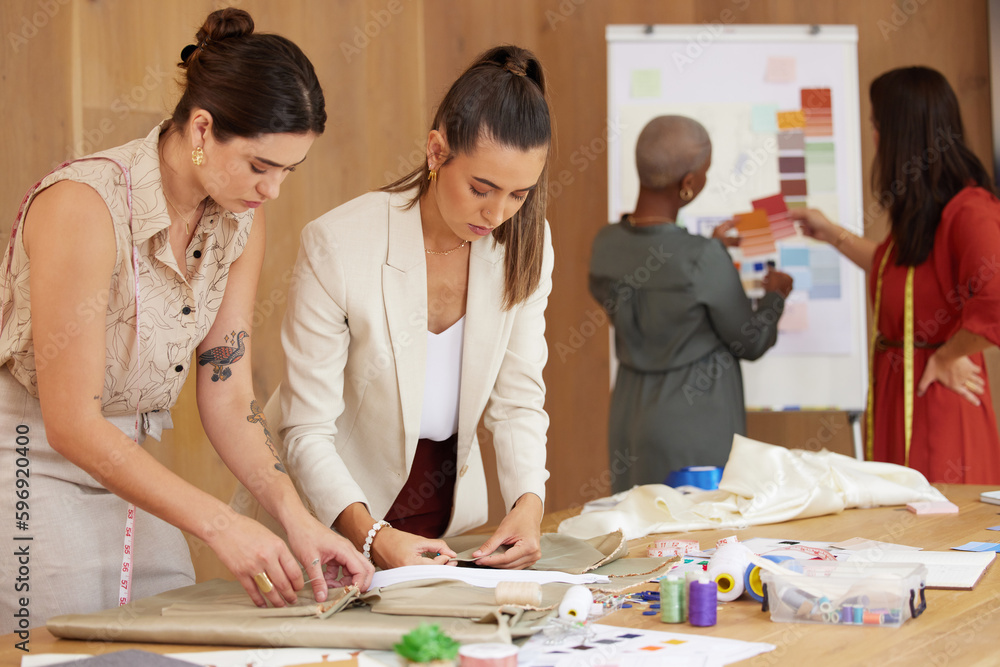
<box><xmin>196</xmin><ymin>7</ymin><xmax>254</xmax><ymax>44</ymax></box>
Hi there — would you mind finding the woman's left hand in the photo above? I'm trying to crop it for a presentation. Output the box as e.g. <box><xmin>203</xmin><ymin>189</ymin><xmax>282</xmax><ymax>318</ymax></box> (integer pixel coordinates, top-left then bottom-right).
<box><xmin>286</xmin><ymin>517</ymin><xmax>375</xmax><ymax>598</ymax></box>
<box><xmin>472</xmin><ymin>493</ymin><xmax>543</xmax><ymax>569</ymax></box>
<box><xmin>917</xmin><ymin>351</ymin><xmax>986</xmax><ymax>406</ymax></box>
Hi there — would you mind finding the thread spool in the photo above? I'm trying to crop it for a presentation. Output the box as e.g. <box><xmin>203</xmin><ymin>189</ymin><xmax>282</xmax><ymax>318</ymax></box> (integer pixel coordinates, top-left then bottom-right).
<box><xmin>743</xmin><ymin>554</ymin><xmax>793</xmax><ymax>603</ymax></box>
<box><xmin>706</xmin><ymin>543</ymin><xmax>752</xmax><ymax>602</ymax></box>
<box><xmin>688</xmin><ymin>576</ymin><xmax>717</xmax><ymax>627</ymax></box>
<box><xmin>659</xmin><ymin>574</ymin><xmax>686</xmax><ymax>624</ymax></box>
<box><xmin>494</xmin><ymin>581</ymin><xmax>541</xmax><ymax>607</ymax></box>
<box><xmin>459</xmin><ymin>643</ymin><xmax>518</xmax><ymax>667</ymax></box>
<box><xmin>779</xmin><ymin>586</ymin><xmax>819</xmax><ymax>617</ymax></box>
<box><xmin>558</xmin><ymin>585</ymin><xmax>594</xmax><ymax>622</ymax></box>
<box><xmin>665</xmin><ymin>466</ymin><xmax>723</xmax><ymax>490</ymax></box>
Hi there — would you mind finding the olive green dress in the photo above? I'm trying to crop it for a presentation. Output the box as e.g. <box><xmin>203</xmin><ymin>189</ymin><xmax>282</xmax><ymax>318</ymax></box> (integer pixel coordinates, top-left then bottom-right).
<box><xmin>589</xmin><ymin>219</ymin><xmax>785</xmax><ymax>492</ymax></box>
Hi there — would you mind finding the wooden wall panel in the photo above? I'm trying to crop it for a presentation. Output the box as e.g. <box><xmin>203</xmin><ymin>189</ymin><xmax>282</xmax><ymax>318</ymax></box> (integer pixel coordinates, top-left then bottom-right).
<box><xmin>0</xmin><ymin>0</ymin><xmax>75</xmax><ymax>235</ymax></box>
<box><xmin>1</xmin><ymin>0</ymin><xmax>994</xmax><ymax>583</ymax></box>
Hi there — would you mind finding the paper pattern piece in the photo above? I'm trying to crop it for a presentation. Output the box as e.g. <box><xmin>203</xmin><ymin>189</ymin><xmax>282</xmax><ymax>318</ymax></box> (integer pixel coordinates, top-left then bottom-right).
<box><xmin>752</xmin><ymin>193</ymin><xmax>797</xmax><ymax>240</ymax></box>
<box><xmin>370</xmin><ymin>564</ymin><xmax>609</xmax><ymax>589</ymax></box>
<box><xmin>765</xmin><ymin>56</ymin><xmax>797</xmax><ymax>83</ymax></box>
<box><xmin>848</xmin><ymin>550</ymin><xmax>995</xmax><ymax>589</ymax></box>
<box><xmin>734</xmin><ymin>209</ymin><xmax>776</xmax><ymax>256</ymax></box>
<box><xmin>517</xmin><ymin>622</ymin><xmax>774</xmax><ymax>666</ymax></box>
<box><xmin>630</xmin><ymin>69</ymin><xmax>661</xmax><ymax>99</ymax></box>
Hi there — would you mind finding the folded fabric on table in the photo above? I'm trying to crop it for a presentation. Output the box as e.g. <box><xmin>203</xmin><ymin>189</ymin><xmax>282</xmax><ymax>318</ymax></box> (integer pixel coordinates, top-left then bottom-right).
<box><xmin>558</xmin><ymin>435</ymin><xmax>948</xmax><ymax>540</ymax></box>
<box><xmin>46</xmin><ymin>531</ymin><xmax>666</xmax><ymax>649</ymax></box>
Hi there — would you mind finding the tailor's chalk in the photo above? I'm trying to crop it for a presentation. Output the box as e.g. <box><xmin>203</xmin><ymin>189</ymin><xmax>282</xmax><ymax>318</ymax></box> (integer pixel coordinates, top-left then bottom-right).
<box><xmin>783</xmin><ymin>406</ymin><xmax>801</xmax><ymax>411</ymax></box>
<box><xmin>987</xmin><ymin>526</ymin><xmax>1000</xmax><ymax>531</ymax></box>
<box><xmin>642</xmin><ymin>610</ymin><xmax>657</xmax><ymax>616</ymax></box>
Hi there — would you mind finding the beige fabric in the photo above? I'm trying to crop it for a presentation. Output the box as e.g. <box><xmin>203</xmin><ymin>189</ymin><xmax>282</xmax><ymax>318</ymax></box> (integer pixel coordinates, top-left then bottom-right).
<box><xmin>558</xmin><ymin>435</ymin><xmax>949</xmax><ymax>540</ymax></box>
<box><xmin>161</xmin><ymin>585</ymin><xmax>359</xmax><ymax>619</ymax></box>
<box><xmin>46</xmin><ymin>556</ymin><xmax>673</xmax><ymax>648</ymax></box>
<box><xmin>268</xmin><ymin>190</ymin><xmax>553</xmax><ymax>535</ymax></box>
<box><xmin>47</xmin><ymin>580</ymin><xmax>527</xmax><ymax>649</ymax></box>
<box><xmin>446</xmin><ymin>531</ymin><xmax>628</xmax><ymax>574</ymax></box>
<box><xmin>0</xmin><ymin>122</ymin><xmax>255</xmax><ymax>414</ymax></box>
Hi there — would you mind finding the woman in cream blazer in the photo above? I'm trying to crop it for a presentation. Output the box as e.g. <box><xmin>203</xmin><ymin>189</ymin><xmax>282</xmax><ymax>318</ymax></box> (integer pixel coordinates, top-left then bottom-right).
<box><xmin>260</xmin><ymin>45</ymin><xmax>554</xmax><ymax>570</ymax></box>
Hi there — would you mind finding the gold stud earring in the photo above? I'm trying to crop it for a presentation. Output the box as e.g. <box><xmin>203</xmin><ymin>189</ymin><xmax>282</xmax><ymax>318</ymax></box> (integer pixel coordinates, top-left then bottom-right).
<box><xmin>191</xmin><ymin>147</ymin><xmax>205</xmax><ymax>167</ymax></box>
<box><xmin>679</xmin><ymin>187</ymin><xmax>694</xmax><ymax>202</ymax></box>
<box><xmin>428</xmin><ymin>169</ymin><xmax>437</xmax><ymax>182</ymax></box>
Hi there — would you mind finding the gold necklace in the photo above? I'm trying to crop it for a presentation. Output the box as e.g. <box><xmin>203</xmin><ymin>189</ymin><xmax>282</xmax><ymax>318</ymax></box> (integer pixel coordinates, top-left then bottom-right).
<box><xmin>163</xmin><ymin>190</ymin><xmax>201</xmax><ymax>234</ymax></box>
<box><xmin>425</xmin><ymin>240</ymin><xmax>468</xmax><ymax>256</ymax></box>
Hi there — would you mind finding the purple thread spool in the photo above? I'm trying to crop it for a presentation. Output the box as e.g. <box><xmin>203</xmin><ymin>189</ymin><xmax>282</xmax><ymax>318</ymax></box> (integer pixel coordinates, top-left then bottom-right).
<box><xmin>688</xmin><ymin>576</ymin><xmax>717</xmax><ymax>627</ymax></box>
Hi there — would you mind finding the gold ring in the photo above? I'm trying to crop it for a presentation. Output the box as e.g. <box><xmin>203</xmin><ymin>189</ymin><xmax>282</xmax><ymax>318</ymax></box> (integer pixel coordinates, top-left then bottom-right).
<box><xmin>965</xmin><ymin>380</ymin><xmax>977</xmax><ymax>390</ymax></box>
<box><xmin>253</xmin><ymin>572</ymin><xmax>273</xmax><ymax>594</ymax></box>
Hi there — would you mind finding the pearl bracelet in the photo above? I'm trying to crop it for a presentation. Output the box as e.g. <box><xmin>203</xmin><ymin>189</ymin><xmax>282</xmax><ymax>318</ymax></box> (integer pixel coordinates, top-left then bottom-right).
<box><xmin>362</xmin><ymin>520</ymin><xmax>390</xmax><ymax>561</ymax></box>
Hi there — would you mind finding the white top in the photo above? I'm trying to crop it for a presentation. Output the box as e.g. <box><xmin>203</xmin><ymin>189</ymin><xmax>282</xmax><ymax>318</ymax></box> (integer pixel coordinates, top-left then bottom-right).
<box><xmin>419</xmin><ymin>316</ymin><xmax>464</xmax><ymax>440</ymax></box>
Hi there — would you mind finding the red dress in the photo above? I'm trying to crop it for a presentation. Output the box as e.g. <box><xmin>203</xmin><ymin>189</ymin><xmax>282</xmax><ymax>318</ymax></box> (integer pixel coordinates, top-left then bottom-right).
<box><xmin>869</xmin><ymin>186</ymin><xmax>1000</xmax><ymax>484</ymax></box>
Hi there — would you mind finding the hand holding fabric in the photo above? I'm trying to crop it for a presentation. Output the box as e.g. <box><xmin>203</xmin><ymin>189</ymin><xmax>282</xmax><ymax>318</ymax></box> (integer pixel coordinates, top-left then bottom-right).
<box><xmin>472</xmin><ymin>493</ymin><xmax>543</xmax><ymax>569</ymax></box>
<box><xmin>203</xmin><ymin>512</ymin><xmax>309</xmax><ymax>608</ymax></box>
<box><xmin>284</xmin><ymin>516</ymin><xmax>374</xmax><ymax>596</ymax></box>
<box><xmin>370</xmin><ymin>527</ymin><xmax>457</xmax><ymax>569</ymax></box>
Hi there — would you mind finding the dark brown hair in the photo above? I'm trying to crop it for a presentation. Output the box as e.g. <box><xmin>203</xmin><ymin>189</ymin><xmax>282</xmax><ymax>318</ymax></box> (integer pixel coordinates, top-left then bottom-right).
<box><xmin>383</xmin><ymin>45</ymin><xmax>551</xmax><ymax>309</ymax></box>
<box><xmin>870</xmin><ymin>66</ymin><xmax>994</xmax><ymax>266</ymax></box>
<box><xmin>169</xmin><ymin>8</ymin><xmax>325</xmax><ymax>141</ymax></box>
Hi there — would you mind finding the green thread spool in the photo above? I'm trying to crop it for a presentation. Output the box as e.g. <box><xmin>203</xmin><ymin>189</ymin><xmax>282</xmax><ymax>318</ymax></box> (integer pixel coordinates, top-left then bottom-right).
<box><xmin>660</xmin><ymin>574</ymin><xmax>686</xmax><ymax>623</ymax></box>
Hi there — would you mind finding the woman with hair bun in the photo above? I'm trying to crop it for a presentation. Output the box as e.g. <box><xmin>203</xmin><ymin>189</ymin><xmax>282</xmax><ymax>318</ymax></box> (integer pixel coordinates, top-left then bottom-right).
<box><xmin>792</xmin><ymin>66</ymin><xmax>1000</xmax><ymax>483</ymax></box>
<box><xmin>0</xmin><ymin>8</ymin><xmax>371</xmax><ymax>631</ymax></box>
<box><xmin>269</xmin><ymin>45</ymin><xmax>553</xmax><ymax>570</ymax></box>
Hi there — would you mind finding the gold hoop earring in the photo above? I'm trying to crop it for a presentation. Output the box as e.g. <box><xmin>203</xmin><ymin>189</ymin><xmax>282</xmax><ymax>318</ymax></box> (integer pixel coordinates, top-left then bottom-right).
<box><xmin>679</xmin><ymin>187</ymin><xmax>694</xmax><ymax>202</ymax></box>
<box><xmin>428</xmin><ymin>169</ymin><xmax>437</xmax><ymax>182</ymax></box>
<box><xmin>191</xmin><ymin>147</ymin><xmax>205</xmax><ymax>167</ymax></box>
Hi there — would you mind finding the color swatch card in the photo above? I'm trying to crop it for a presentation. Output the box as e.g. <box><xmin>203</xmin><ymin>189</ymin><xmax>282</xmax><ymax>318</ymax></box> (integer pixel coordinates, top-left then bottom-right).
<box><xmin>734</xmin><ymin>209</ymin><xmax>776</xmax><ymax>256</ymax></box>
<box><xmin>517</xmin><ymin>623</ymin><xmax>774</xmax><ymax>666</ymax></box>
<box><xmin>752</xmin><ymin>193</ymin><xmax>797</xmax><ymax>240</ymax></box>
<box><xmin>776</xmin><ymin>110</ymin><xmax>806</xmax><ymax>130</ymax></box>
<box><xmin>802</xmin><ymin>87</ymin><xmax>833</xmax><ymax>137</ymax></box>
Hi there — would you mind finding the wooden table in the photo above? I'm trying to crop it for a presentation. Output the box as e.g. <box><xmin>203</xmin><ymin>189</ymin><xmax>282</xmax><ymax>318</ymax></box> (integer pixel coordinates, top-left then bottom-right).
<box><xmin>3</xmin><ymin>484</ymin><xmax>999</xmax><ymax>666</ymax></box>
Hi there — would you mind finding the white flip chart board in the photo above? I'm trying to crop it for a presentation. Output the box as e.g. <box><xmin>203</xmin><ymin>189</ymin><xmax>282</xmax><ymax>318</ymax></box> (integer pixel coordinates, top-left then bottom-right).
<box><xmin>606</xmin><ymin>24</ymin><xmax>867</xmax><ymax>410</ymax></box>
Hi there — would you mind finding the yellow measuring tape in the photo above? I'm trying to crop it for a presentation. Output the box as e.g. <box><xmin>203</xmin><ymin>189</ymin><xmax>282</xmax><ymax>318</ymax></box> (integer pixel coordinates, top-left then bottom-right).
<box><xmin>866</xmin><ymin>239</ymin><xmax>915</xmax><ymax>466</ymax></box>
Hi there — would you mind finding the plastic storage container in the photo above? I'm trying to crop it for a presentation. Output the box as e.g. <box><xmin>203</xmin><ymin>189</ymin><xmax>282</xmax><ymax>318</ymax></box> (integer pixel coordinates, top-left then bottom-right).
<box><xmin>760</xmin><ymin>560</ymin><xmax>927</xmax><ymax>627</ymax></box>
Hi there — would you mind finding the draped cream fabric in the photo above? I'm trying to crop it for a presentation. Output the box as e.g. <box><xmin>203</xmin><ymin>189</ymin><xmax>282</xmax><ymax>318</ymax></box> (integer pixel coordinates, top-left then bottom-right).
<box><xmin>558</xmin><ymin>435</ymin><xmax>948</xmax><ymax>540</ymax></box>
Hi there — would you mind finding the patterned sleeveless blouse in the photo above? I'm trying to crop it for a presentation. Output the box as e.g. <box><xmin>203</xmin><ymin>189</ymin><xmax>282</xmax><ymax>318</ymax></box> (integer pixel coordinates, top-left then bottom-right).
<box><xmin>0</xmin><ymin>123</ymin><xmax>255</xmax><ymax>415</ymax></box>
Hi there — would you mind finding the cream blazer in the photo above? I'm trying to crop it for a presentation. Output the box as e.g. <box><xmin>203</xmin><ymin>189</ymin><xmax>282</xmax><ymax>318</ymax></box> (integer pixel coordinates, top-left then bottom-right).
<box><xmin>273</xmin><ymin>189</ymin><xmax>552</xmax><ymax>536</ymax></box>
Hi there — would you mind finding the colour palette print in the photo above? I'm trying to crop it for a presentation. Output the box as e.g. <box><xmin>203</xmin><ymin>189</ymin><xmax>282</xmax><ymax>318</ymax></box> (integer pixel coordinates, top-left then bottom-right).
<box><xmin>516</xmin><ymin>623</ymin><xmax>774</xmax><ymax>666</ymax></box>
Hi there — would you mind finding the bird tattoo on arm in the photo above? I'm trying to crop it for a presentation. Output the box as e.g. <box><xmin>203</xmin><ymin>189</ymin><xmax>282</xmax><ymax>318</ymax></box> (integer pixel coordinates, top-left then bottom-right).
<box><xmin>198</xmin><ymin>330</ymin><xmax>248</xmax><ymax>381</ymax></box>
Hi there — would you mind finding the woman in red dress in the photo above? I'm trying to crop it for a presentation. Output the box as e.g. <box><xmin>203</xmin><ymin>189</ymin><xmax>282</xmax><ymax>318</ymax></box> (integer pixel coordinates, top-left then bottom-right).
<box><xmin>792</xmin><ymin>66</ymin><xmax>1000</xmax><ymax>484</ymax></box>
